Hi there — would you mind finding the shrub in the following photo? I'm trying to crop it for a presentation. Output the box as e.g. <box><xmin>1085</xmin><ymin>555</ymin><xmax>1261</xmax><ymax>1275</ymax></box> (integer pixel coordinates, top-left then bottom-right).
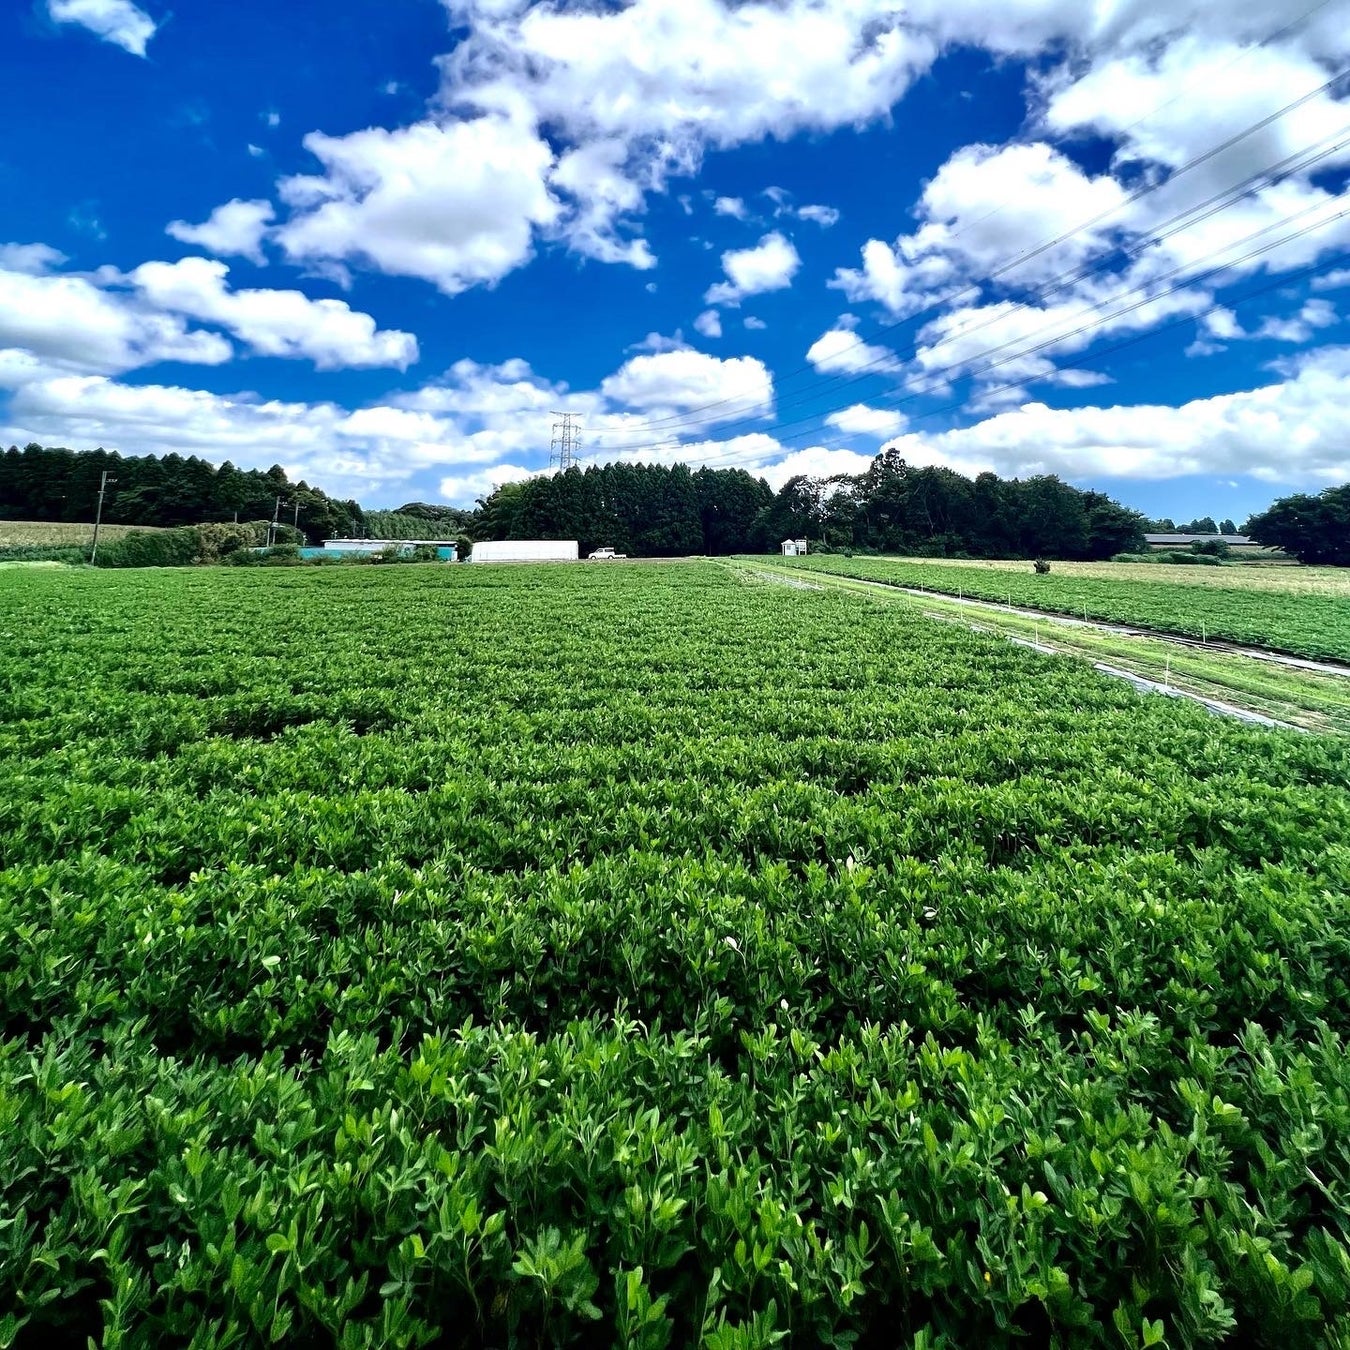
<box><xmin>1033</xmin><ymin>558</ymin><xmax>1051</xmax><ymax>574</ymax></box>
<box><xmin>1191</xmin><ymin>538</ymin><xmax>1231</xmax><ymax>558</ymax></box>
<box><xmin>94</xmin><ymin>528</ymin><xmax>203</xmax><ymax>568</ymax></box>
<box><xmin>222</xmin><ymin>545</ymin><xmax>303</xmax><ymax>566</ymax></box>
<box><xmin>197</xmin><ymin>522</ymin><xmax>268</xmax><ymax>562</ymax></box>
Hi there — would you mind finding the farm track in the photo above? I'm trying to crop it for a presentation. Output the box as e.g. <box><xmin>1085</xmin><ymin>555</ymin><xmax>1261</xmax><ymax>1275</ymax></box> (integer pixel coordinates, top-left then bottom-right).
<box><xmin>736</xmin><ymin>563</ymin><xmax>1346</xmax><ymax>734</ymax></box>
<box><xmin>747</xmin><ymin>562</ymin><xmax>1350</xmax><ymax>676</ymax></box>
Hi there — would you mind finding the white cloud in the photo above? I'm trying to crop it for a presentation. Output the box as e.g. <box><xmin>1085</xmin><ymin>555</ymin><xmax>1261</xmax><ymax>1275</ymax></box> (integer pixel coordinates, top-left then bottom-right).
<box><xmin>128</xmin><ymin>258</ymin><xmax>419</xmax><ymax>370</ymax></box>
<box><xmin>1253</xmin><ymin>297</ymin><xmax>1337</xmax><ymax>343</ymax></box>
<box><xmin>627</xmin><ymin>331</ymin><xmax>688</xmax><ymax>355</ymax></box>
<box><xmin>797</xmin><ymin>204</ymin><xmax>840</xmax><ymax>227</ymax></box>
<box><xmin>173</xmin><ymin>0</ymin><xmax>1350</xmax><ymax>308</ymax></box>
<box><xmin>826</xmin><ymin>404</ymin><xmax>908</xmax><ymax>437</ymax></box>
<box><xmin>760</xmin><ymin>446</ymin><xmax>876</xmax><ymax>487</ymax></box>
<box><xmin>832</xmin><ymin>141</ymin><xmax>1127</xmax><ymax>317</ymax></box>
<box><xmin>883</xmin><ymin>345</ymin><xmax>1350</xmax><ymax>485</ymax></box>
<box><xmin>694</xmin><ymin>310</ymin><xmax>723</xmax><ymax>339</ymax></box>
<box><xmin>47</xmin><ymin>0</ymin><xmax>156</xmax><ymax>55</ymax></box>
<box><xmin>705</xmin><ymin>232</ymin><xmax>800</xmax><ymax>306</ymax></box>
<box><xmin>744</xmin><ymin>316</ymin><xmax>767</xmax><ymax>330</ymax></box>
<box><xmin>600</xmin><ymin>349</ymin><xmax>773</xmax><ymax>422</ymax></box>
<box><xmin>0</xmin><ymin>266</ymin><xmax>232</xmax><ymax>381</ymax></box>
<box><xmin>439</xmin><ymin>463</ymin><xmax>535</xmax><ymax>505</ymax></box>
<box><xmin>806</xmin><ymin>323</ymin><xmax>901</xmax><ymax>375</ymax></box>
<box><xmin>0</xmin><ymin>243</ymin><xmax>67</xmax><ymax>275</ymax></box>
<box><xmin>166</xmin><ymin>200</ymin><xmax>276</xmax><ymax>265</ymax></box>
<box><xmin>550</xmin><ymin>138</ymin><xmax>656</xmax><ymax>269</ymax></box>
<box><xmin>447</xmin><ymin>0</ymin><xmax>938</xmax><ymax>179</ymax></box>
<box><xmin>1312</xmin><ymin>269</ymin><xmax>1350</xmax><ymax>291</ymax></box>
<box><xmin>0</xmin><ymin>362</ymin><xmax>563</xmax><ymax>504</ymax></box>
<box><xmin>1191</xmin><ymin>297</ymin><xmax>1336</xmax><ymax>353</ymax></box>
<box><xmin>1041</xmin><ymin>38</ymin><xmax>1350</xmax><ymax>194</ymax></box>
<box><xmin>714</xmin><ymin>197</ymin><xmax>748</xmax><ymax>220</ymax></box>
<box><xmin>276</xmin><ymin>116</ymin><xmax>561</xmax><ymax>295</ymax></box>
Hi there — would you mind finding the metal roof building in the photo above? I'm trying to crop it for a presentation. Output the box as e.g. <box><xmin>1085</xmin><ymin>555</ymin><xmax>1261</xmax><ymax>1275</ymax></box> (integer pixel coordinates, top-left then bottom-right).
<box><xmin>1144</xmin><ymin>533</ymin><xmax>1253</xmax><ymax>547</ymax></box>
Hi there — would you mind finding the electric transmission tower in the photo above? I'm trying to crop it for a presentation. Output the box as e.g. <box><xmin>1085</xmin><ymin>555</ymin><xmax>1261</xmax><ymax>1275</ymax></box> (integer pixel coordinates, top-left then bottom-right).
<box><xmin>550</xmin><ymin>412</ymin><xmax>581</xmax><ymax>471</ymax></box>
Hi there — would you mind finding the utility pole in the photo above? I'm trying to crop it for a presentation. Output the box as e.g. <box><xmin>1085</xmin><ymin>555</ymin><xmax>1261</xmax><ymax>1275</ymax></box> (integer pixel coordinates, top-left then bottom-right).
<box><xmin>268</xmin><ymin>495</ymin><xmax>287</xmax><ymax>547</ymax></box>
<box><xmin>90</xmin><ymin>471</ymin><xmax>117</xmax><ymax>563</ymax></box>
<box><xmin>550</xmin><ymin>412</ymin><xmax>581</xmax><ymax>472</ymax></box>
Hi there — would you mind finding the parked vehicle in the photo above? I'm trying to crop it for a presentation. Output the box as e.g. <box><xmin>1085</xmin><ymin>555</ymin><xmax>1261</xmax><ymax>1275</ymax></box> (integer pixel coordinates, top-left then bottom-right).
<box><xmin>588</xmin><ymin>547</ymin><xmax>626</xmax><ymax>560</ymax></box>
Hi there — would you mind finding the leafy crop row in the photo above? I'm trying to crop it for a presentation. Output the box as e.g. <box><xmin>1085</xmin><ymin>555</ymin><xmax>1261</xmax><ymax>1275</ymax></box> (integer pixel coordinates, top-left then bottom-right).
<box><xmin>778</xmin><ymin>555</ymin><xmax>1350</xmax><ymax>664</ymax></box>
<box><xmin>1</xmin><ymin>563</ymin><xmax>1348</xmax><ymax>1348</ymax></box>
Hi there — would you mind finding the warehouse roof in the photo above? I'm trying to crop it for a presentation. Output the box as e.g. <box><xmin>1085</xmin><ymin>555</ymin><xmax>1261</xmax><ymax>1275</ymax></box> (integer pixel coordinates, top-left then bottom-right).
<box><xmin>1144</xmin><ymin>533</ymin><xmax>1253</xmax><ymax>545</ymax></box>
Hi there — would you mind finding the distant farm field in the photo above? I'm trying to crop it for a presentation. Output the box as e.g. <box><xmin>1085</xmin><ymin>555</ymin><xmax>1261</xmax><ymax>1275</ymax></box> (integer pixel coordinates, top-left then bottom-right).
<box><xmin>826</xmin><ymin>554</ymin><xmax>1350</xmax><ymax>597</ymax></box>
<box><xmin>2</xmin><ymin>561</ymin><xmax>1350</xmax><ymax>1347</ymax></box>
<box><xmin>781</xmin><ymin>555</ymin><xmax>1350</xmax><ymax>662</ymax></box>
<box><xmin>0</xmin><ymin>519</ymin><xmax>163</xmax><ymax>547</ymax></box>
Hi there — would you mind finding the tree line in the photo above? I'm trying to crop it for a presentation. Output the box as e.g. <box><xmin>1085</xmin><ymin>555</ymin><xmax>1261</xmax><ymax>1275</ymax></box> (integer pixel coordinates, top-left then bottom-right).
<box><xmin>5</xmin><ymin>441</ymin><xmax>1344</xmax><ymax>565</ymax></box>
<box><xmin>0</xmin><ymin>444</ymin><xmax>364</xmax><ymax>543</ymax></box>
<box><xmin>473</xmin><ymin>453</ymin><xmax>1149</xmax><ymax>560</ymax></box>
<box><xmin>1145</xmin><ymin>516</ymin><xmax>1240</xmax><ymax>534</ymax></box>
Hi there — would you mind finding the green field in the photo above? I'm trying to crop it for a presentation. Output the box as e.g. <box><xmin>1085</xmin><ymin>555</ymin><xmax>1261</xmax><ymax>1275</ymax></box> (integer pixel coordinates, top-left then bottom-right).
<box><xmin>777</xmin><ymin>555</ymin><xmax>1350</xmax><ymax>664</ymax></box>
<box><xmin>0</xmin><ymin>520</ymin><xmax>161</xmax><ymax>548</ymax></box>
<box><xmin>3</xmin><ymin>563</ymin><xmax>1350</xmax><ymax>1348</ymax></box>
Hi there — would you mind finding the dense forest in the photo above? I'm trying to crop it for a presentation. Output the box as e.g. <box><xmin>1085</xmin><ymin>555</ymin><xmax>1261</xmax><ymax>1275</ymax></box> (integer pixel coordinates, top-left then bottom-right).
<box><xmin>473</xmin><ymin>452</ymin><xmax>1149</xmax><ymax>559</ymax></box>
<box><xmin>0</xmin><ymin>444</ymin><xmax>364</xmax><ymax>543</ymax></box>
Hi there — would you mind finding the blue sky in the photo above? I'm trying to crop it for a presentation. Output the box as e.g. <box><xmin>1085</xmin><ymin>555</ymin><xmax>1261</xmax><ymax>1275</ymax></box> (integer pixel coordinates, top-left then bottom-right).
<box><xmin>2</xmin><ymin>0</ymin><xmax>1349</xmax><ymax>518</ymax></box>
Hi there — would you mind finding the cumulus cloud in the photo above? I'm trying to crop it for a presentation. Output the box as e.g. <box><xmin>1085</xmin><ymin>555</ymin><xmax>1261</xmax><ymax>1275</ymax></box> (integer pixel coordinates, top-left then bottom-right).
<box><xmin>832</xmin><ymin>141</ymin><xmax>1128</xmax><ymax>318</ymax></box>
<box><xmin>600</xmin><ymin>349</ymin><xmax>773</xmax><ymax>422</ymax></box>
<box><xmin>247</xmin><ymin>0</ymin><xmax>934</xmax><ymax>295</ymax></box>
<box><xmin>714</xmin><ymin>197</ymin><xmax>748</xmax><ymax>220</ymax></box>
<box><xmin>439</xmin><ymin>463</ymin><xmax>535</xmax><ymax>504</ymax></box>
<box><xmin>826</xmin><ymin>404</ymin><xmax>908</xmax><ymax>437</ymax></box>
<box><xmin>0</xmin><ymin>248</ymin><xmax>417</xmax><ymax>391</ymax></box>
<box><xmin>705</xmin><ymin>232</ymin><xmax>800</xmax><ymax>306</ymax></box>
<box><xmin>883</xmin><ymin>345</ymin><xmax>1350</xmax><ymax>485</ymax></box>
<box><xmin>0</xmin><ymin>243</ymin><xmax>67</xmax><ymax>275</ymax></box>
<box><xmin>760</xmin><ymin>446</ymin><xmax>877</xmax><ymax>487</ymax></box>
<box><xmin>0</xmin><ymin>266</ymin><xmax>232</xmax><ymax>381</ymax></box>
<box><xmin>807</xmin><ymin>322</ymin><xmax>901</xmax><ymax>375</ymax></box>
<box><xmin>127</xmin><ymin>258</ymin><xmax>419</xmax><ymax>369</ymax></box>
<box><xmin>276</xmin><ymin>116</ymin><xmax>561</xmax><ymax>295</ymax></box>
<box><xmin>166</xmin><ymin>200</ymin><xmax>276</xmax><ymax>265</ymax></box>
<box><xmin>47</xmin><ymin>0</ymin><xmax>157</xmax><ymax>56</ymax></box>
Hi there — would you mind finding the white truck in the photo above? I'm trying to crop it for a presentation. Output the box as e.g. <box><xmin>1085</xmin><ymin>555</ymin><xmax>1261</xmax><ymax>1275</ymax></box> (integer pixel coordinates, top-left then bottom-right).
<box><xmin>587</xmin><ymin>547</ymin><xmax>627</xmax><ymax>560</ymax></box>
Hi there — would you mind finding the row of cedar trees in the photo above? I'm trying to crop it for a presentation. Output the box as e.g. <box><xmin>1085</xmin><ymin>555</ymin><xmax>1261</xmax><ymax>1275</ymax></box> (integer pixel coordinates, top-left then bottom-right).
<box><xmin>477</xmin><ymin>451</ymin><xmax>1150</xmax><ymax>559</ymax></box>
<box><xmin>5</xmin><ymin>441</ymin><xmax>1149</xmax><ymax>559</ymax></box>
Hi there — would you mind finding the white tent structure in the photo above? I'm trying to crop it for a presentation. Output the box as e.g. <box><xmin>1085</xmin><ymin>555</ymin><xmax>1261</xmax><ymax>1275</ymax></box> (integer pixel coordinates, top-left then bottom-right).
<box><xmin>470</xmin><ymin>540</ymin><xmax>579</xmax><ymax>563</ymax></box>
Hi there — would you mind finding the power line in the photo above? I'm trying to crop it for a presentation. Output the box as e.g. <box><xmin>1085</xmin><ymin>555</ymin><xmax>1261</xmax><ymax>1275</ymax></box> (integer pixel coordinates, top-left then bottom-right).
<box><xmin>924</xmin><ymin>0</ymin><xmax>1344</xmax><ymax>251</ymax></box>
<box><xmin>702</xmin><ymin>195</ymin><xmax>1350</xmax><ymax>452</ymax></box>
<box><xmin>584</xmin><ymin>124</ymin><xmax>1350</xmax><ymax>457</ymax></box>
<box><xmin>584</xmin><ymin>61</ymin><xmax>1350</xmax><ymax>445</ymax></box>
<box><xmin>669</xmin><ymin>249</ymin><xmax>1350</xmax><ymax>475</ymax></box>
